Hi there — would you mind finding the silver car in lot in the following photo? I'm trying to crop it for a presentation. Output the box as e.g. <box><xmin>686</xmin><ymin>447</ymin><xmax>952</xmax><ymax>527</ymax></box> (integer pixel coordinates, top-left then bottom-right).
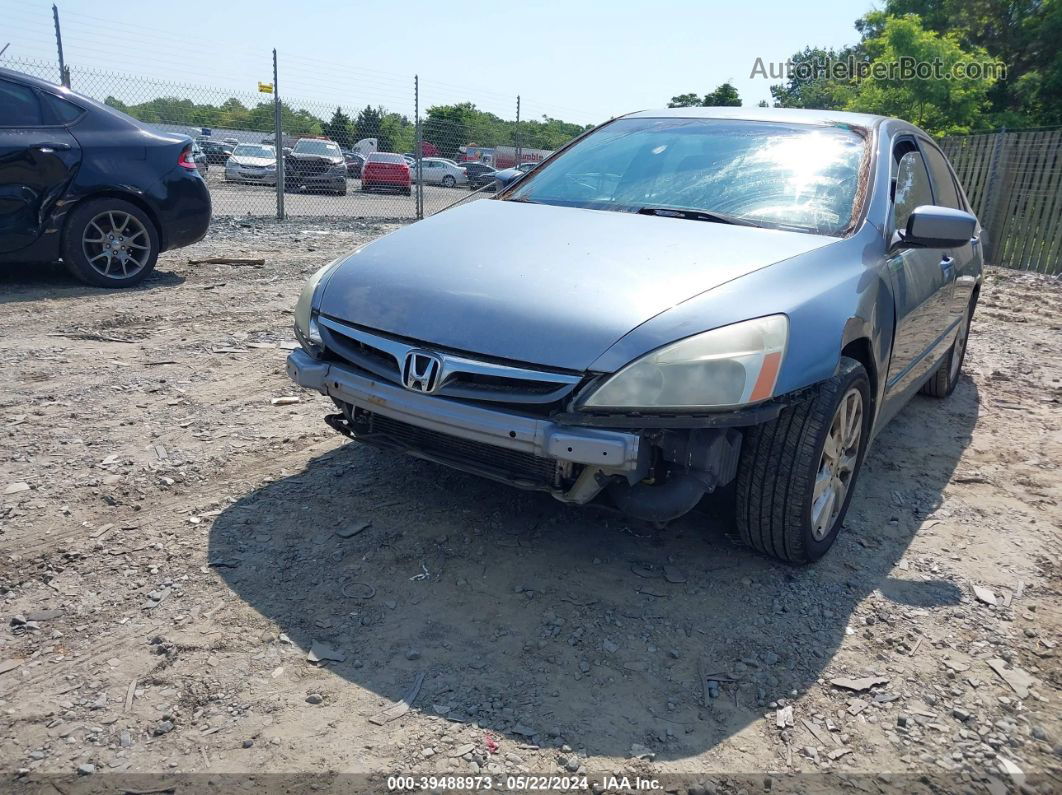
<box><xmin>287</xmin><ymin>107</ymin><xmax>981</xmax><ymax>563</ymax></box>
<box><xmin>224</xmin><ymin>143</ymin><xmax>277</xmax><ymax>185</ymax></box>
<box><xmin>412</xmin><ymin>157</ymin><xmax>468</xmax><ymax>187</ymax></box>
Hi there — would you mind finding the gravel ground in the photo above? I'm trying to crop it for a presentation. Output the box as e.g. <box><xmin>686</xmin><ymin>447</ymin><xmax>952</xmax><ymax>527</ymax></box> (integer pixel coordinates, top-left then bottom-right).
<box><xmin>0</xmin><ymin>218</ymin><xmax>1059</xmax><ymax>794</ymax></box>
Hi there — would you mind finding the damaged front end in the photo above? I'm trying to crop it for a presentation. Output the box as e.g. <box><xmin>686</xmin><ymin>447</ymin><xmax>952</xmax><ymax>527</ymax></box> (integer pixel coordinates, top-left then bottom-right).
<box><xmin>287</xmin><ymin>336</ymin><xmax>786</xmax><ymax>523</ymax></box>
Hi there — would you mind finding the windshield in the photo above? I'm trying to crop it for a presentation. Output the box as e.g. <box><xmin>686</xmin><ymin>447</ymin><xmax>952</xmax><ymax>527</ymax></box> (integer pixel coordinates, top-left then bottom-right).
<box><xmin>233</xmin><ymin>144</ymin><xmax>274</xmax><ymax>158</ymax></box>
<box><xmin>294</xmin><ymin>140</ymin><xmax>341</xmax><ymax>156</ymax></box>
<box><xmin>369</xmin><ymin>153</ymin><xmax>406</xmax><ymax>164</ymax></box>
<box><xmin>505</xmin><ymin>117</ymin><xmax>868</xmax><ymax>235</ymax></box>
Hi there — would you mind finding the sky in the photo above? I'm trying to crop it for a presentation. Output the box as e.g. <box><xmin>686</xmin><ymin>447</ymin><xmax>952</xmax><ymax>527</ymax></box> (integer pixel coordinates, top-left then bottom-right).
<box><xmin>2</xmin><ymin>0</ymin><xmax>871</xmax><ymax>125</ymax></box>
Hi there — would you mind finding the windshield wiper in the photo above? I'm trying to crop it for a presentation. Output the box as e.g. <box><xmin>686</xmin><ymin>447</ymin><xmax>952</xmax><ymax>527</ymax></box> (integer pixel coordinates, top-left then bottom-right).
<box><xmin>634</xmin><ymin>206</ymin><xmax>764</xmax><ymax>227</ymax></box>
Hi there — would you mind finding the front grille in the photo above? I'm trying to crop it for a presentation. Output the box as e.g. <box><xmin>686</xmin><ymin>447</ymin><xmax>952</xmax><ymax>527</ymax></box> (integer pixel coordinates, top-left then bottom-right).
<box><xmin>319</xmin><ymin>317</ymin><xmax>583</xmax><ymax>407</ymax></box>
<box><xmin>367</xmin><ymin>413</ymin><xmax>561</xmax><ymax>487</ymax></box>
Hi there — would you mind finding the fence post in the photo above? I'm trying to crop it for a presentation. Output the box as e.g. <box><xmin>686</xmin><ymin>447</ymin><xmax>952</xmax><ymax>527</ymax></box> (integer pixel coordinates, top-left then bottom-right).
<box><xmin>273</xmin><ymin>48</ymin><xmax>285</xmax><ymax>221</ymax></box>
<box><xmin>414</xmin><ymin>75</ymin><xmax>423</xmax><ymax>220</ymax></box>
<box><xmin>52</xmin><ymin>4</ymin><xmax>69</xmax><ymax>88</ymax></box>
<box><xmin>515</xmin><ymin>95</ymin><xmax>521</xmax><ymax>166</ymax></box>
<box><xmin>980</xmin><ymin>126</ymin><xmax>1006</xmax><ymax>263</ymax></box>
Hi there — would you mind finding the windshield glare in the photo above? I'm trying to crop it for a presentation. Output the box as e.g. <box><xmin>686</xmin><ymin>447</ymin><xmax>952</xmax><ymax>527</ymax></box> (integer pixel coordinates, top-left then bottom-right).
<box><xmin>233</xmin><ymin>145</ymin><xmax>274</xmax><ymax>158</ymax></box>
<box><xmin>294</xmin><ymin>140</ymin><xmax>341</xmax><ymax>156</ymax></box>
<box><xmin>506</xmin><ymin>118</ymin><xmax>867</xmax><ymax>235</ymax></box>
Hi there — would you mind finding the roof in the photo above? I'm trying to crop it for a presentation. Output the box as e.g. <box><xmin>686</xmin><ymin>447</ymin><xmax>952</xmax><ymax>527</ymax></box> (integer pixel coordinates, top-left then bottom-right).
<box><xmin>623</xmin><ymin>106</ymin><xmax>889</xmax><ymax>130</ymax></box>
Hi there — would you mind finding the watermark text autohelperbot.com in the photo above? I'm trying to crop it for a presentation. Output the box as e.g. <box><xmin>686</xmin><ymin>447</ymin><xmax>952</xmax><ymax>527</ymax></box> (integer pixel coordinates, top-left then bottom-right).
<box><xmin>751</xmin><ymin>56</ymin><xmax>1006</xmax><ymax>82</ymax></box>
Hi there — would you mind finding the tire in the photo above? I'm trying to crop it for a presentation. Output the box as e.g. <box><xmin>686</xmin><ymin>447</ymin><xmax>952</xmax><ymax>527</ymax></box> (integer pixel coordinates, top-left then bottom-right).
<box><xmin>62</xmin><ymin>198</ymin><xmax>159</xmax><ymax>288</ymax></box>
<box><xmin>334</xmin><ymin>183</ymin><xmax>348</xmax><ymax>196</ymax></box>
<box><xmin>403</xmin><ymin>187</ymin><xmax>412</xmax><ymax>196</ymax></box>
<box><xmin>920</xmin><ymin>299</ymin><xmax>975</xmax><ymax>398</ymax></box>
<box><xmin>735</xmin><ymin>356</ymin><xmax>871</xmax><ymax>564</ymax></box>
<box><xmin>442</xmin><ymin>175</ymin><xmax>456</xmax><ymax>188</ymax></box>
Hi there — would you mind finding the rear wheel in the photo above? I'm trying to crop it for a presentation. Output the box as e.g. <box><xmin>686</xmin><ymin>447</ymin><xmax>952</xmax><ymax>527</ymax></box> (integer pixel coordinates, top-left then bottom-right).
<box><xmin>920</xmin><ymin>298</ymin><xmax>974</xmax><ymax>398</ymax></box>
<box><xmin>442</xmin><ymin>175</ymin><xmax>456</xmax><ymax>188</ymax></box>
<box><xmin>734</xmin><ymin>357</ymin><xmax>870</xmax><ymax>564</ymax></box>
<box><xmin>62</xmin><ymin>198</ymin><xmax>159</xmax><ymax>288</ymax></box>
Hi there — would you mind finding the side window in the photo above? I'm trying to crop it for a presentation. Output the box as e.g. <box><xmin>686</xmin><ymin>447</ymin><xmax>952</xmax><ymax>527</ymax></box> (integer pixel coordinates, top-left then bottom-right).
<box><xmin>0</xmin><ymin>80</ymin><xmax>43</xmax><ymax>126</ymax></box>
<box><xmin>41</xmin><ymin>92</ymin><xmax>84</xmax><ymax>124</ymax></box>
<box><xmin>893</xmin><ymin>150</ymin><xmax>934</xmax><ymax>231</ymax></box>
<box><xmin>921</xmin><ymin>144</ymin><xmax>962</xmax><ymax>210</ymax></box>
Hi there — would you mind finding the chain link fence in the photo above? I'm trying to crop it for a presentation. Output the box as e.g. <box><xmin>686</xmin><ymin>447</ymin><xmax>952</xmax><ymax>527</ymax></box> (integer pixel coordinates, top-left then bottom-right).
<box><xmin>2</xmin><ymin>54</ymin><xmax>583</xmax><ymax>223</ymax></box>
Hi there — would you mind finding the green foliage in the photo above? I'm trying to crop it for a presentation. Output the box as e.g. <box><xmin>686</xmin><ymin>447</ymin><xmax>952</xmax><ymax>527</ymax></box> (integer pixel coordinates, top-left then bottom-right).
<box><xmin>769</xmin><ymin>46</ymin><xmax>855</xmax><ymax>110</ymax></box>
<box><xmin>103</xmin><ymin>94</ymin><xmax>322</xmax><ymax>135</ymax></box>
<box><xmin>845</xmin><ymin>13</ymin><xmax>1000</xmax><ymax>134</ymax></box>
<box><xmin>703</xmin><ymin>82</ymin><xmax>742</xmax><ymax>106</ymax></box>
<box><xmin>667</xmin><ymin>84</ymin><xmax>742</xmax><ymax>108</ymax></box>
<box><xmin>668</xmin><ymin>93</ymin><xmax>703</xmax><ymax>107</ymax></box>
<box><xmin>422</xmin><ymin>103</ymin><xmax>591</xmax><ymax>158</ymax></box>
<box><xmin>765</xmin><ymin>0</ymin><xmax>1059</xmax><ymax>130</ymax></box>
<box><xmin>322</xmin><ymin>106</ymin><xmax>354</xmax><ymax>149</ymax></box>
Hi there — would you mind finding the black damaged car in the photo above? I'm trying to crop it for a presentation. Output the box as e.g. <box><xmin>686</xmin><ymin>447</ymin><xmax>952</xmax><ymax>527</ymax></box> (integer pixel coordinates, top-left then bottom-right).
<box><xmin>0</xmin><ymin>67</ymin><xmax>211</xmax><ymax>288</ymax></box>
<box><xmin>284</xmin><ymin>138</ymin><xmax>347</xmax><ymax>195</ymax></box>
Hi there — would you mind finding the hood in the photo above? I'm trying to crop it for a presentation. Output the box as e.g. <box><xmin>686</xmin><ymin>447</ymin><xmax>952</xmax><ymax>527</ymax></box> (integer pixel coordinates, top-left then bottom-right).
<box><xmin>318</xmin><ymin>199</ymin><xmax>840</xmax><ymax>371</ymax></box>
<box><xmin>288</xmin><ymin>152</ymin><xmax>343</xmax><ymax>164</ymax></box>
<box><xmin>229</xmin><ymin>155</ymin><xmax>275</xmax><ymax>167</ymax></box>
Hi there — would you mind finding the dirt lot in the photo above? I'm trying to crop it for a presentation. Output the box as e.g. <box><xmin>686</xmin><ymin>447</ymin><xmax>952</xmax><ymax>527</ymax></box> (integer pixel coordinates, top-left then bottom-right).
<box><xmin>0</xmin><ymin>219</ymin><xmax>1059</xmax><ymax>794</ymax></box>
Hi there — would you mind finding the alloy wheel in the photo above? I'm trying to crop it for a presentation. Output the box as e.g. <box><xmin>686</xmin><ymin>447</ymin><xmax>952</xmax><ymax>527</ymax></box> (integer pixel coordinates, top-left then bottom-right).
<box><xmin>811</xmin><ymin>387</ymin><xmax>863</xmax><ymax>540</ymax></box>
<box><xmin>82</xmin><ymin>211</ymin><xmax>151</xmax><ymax>280</ymax></box>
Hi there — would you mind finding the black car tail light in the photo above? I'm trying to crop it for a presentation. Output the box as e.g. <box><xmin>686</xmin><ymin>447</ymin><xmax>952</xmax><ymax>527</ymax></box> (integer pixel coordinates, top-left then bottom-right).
<box><xmin>178</xmin><ymin>145</ymin><xmax>197</xmax><ymax>171</ymax></box>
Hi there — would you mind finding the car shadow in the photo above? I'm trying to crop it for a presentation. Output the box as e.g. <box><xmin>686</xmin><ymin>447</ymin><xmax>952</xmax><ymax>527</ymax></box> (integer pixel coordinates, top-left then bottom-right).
<box><xmin>208</xmin><ymin>377</ymin><xmax>978</xmax><ymax>760</ymax></box>
<box><xmin>0</xmin><ymin>260</ymin><xmax>184</xmax><ymax>304</ymax></box>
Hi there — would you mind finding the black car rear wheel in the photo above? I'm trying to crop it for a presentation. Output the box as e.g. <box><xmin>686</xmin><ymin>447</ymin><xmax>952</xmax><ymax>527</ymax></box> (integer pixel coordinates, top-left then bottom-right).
<box><xmin>63</xmin><ymin>198</ymin><xmax>159</xmax><ymax>288</ymax></box>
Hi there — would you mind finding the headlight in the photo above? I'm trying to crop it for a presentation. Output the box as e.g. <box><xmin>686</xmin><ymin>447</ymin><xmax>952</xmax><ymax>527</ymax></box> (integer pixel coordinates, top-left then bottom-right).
<box><xmin>580</xmin><ymin>315</ymin><xmax>789</xmax><ymax>411</ymax></box>
<box><xmin>293</xmin><ymin>257</ymin><xmax>346</xmax><ymax>357</ymax></box>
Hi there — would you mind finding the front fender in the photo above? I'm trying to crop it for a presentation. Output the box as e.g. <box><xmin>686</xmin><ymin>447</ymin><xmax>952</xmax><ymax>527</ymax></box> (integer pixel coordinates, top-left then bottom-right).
<box><xmin>588</xmin><ymin>228</ymin><xmax>890</xmax><ymax>401</ymax></box>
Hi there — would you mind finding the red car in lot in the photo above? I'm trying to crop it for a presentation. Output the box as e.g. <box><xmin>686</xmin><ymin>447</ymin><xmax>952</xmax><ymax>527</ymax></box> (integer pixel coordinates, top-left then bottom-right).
<box><xmin>361</xmin><ymin>152</ymin><xmax>411</xmax><ymax>195</ymax></box>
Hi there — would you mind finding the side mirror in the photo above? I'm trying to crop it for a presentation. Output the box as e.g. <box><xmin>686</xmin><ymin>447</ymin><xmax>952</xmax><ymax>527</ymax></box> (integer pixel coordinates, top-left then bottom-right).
<box><xmin>893</xmin><ymin>205</ymin><xmax>977</xmax><ymax>250</ymax></box>
<box><xmin>493</xmin><ymin>167</ymin><xmax>526</xmax><ymax>191</ymax></box>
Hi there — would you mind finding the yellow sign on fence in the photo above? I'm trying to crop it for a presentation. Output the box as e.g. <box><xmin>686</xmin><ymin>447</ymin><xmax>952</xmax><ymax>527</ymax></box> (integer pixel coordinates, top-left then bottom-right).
<box><xmin>258</xmin><ymin>82</ymin><xmax>273</xmax><ymax>94</ymax></box>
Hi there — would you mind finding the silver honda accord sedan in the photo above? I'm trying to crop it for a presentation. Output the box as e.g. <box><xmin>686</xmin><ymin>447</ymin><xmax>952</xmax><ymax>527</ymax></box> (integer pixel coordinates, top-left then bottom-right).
<box><xmin>287</xmin><ymin>107</ymin><xmax>981</xmax><ymax>563</ymax></box>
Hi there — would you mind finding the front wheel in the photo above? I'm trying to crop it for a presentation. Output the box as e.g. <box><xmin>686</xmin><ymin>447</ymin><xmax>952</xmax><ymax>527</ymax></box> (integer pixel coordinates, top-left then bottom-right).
<box><xmin>734</xmin><ymin>357</ymin><xmax>871</xmax><ymax>564</ymax></box>
<box><xmin>62</xmin><ymin>198</ymin><xmax>159</xmax><ymax>288</ymax></box>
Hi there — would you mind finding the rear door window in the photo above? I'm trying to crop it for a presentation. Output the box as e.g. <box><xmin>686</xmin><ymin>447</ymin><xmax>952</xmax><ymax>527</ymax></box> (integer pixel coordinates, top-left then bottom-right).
<box><xmin>41</xmin><ymin>92</ymin><xmax>84</xmax><ymax>124</ymax></box>
<box><xmin>0</xmin><ymin>80</ymin><xmax>43</xmax><ymax>126</ymax></box>
<box><xmin>920</xmin><ymin>143</ymin><xmax>962</xmax><ymax>210</ymax></box>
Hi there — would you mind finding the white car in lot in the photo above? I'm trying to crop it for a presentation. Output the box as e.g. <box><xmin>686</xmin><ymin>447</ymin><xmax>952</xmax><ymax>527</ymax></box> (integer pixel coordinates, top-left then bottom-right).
<box><xmin>412</xmin><ymin>157</ymin><xmax>467</xmax><ymax>188</ymax></box>
<box><xmin>224</xmin><ymin>143</ymin><xmax>278</xmax><ymax>186</ymax></box>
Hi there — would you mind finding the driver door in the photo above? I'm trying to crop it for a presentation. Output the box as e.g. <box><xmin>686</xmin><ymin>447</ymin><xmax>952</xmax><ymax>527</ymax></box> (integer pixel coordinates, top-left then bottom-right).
<box><xmin>0</xmin><ymin>77</ymin><xmax>81</xmax><ymax>255</ymax></box>
<box><xmin>884</xmin><ymin>142</ymin><xmax>957</xmax><ymax>394</ymax></box>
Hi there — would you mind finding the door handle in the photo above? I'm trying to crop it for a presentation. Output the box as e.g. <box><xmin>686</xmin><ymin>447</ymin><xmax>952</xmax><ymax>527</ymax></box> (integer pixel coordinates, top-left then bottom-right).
<box><xmin>31</xmin><ymin>142</ymin><xmax>72</xmax><ymax>152</ymax></box>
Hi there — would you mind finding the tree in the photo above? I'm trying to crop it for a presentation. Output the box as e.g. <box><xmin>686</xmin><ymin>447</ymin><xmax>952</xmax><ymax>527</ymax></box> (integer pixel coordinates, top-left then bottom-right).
<box><xmin>845</xmin><ymin>13</ymin><xmax>1000</xmax><ymax>134</ymax></box>
<box><xmin>354</xmin><ymin>105</ymin><xmax>389</xmax><ymax>149</ymax></box>
<box><xmin>757</xmin><ymin>99</ymin><xmax>770</xmax><ymax>107</ymax></box>
<box><xmin>859</xmin><ymin>0</ymin><xmax>1062</xmax><ymax>126</ymax></box>
<box><xmin>667</xmin><ymin>93</ymin><xmax>703</xmax><ymax>107</ymax></box>
<box><xmin>702</xmin><ymin>82</ymin><xmax>742</xmax><ymax>106</ymax></box>
<box><xmin>768</xmin><ymin>46</ymin><xmax>855</xmax><ymax>110</ymax></box>
<box><xmin>322</xmin><ymin>106</ymin><xmax>354</xmax><ymax>148</ymax></box>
